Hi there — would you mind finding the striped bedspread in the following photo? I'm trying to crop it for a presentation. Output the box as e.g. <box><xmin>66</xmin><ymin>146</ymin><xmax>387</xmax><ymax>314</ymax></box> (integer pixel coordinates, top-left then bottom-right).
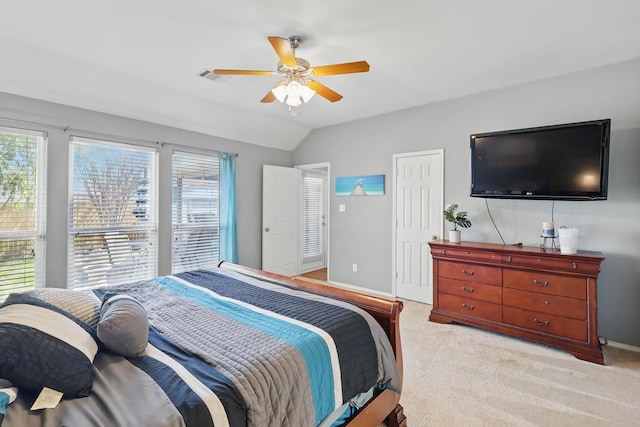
<box><xmin>5</xmin><ymin>268</ymin><xmax>400</xmax><ymax>427</ymax></box>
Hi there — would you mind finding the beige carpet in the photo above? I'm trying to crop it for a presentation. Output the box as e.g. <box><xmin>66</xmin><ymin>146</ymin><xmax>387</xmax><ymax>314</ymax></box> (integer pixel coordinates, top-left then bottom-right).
<box><xmin>397</xmin><ymin>300</ymin><xmax>640</xmax><ymax>426</ymax></box>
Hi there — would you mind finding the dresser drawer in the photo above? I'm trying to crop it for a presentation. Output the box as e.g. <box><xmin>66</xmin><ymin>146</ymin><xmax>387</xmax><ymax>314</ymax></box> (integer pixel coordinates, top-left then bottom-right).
<box><xmin>439</xmin><ymin>293</ymin><xmax>502</xmax><ymax>322</ymax></box>
<box><xmin>438</xmin><ymin>247</ymin><xmax>501</xmax><ymax>263</ymax></box>
<box><xmin>503</xmin><ymin>306</ymin><xmax>587</xmax><ymax>342</ymax></box>
<box><xmin>439</xmin><ymin>261</ymin><xmax>501</xmax><ymax>286</ymax></box>
<box><xmin>503</xmin><ymin>270</ymin><xmax>586</xmax><ymax>299</ymax></box>
<box><xmin>439</xmin><ymin>277</ymin><xmax>502</xmax><ymax>304</ymax></box>
<box><xmin>502</xmin><ymin>253</ymin><xmax>601</xmax><ymax>275</ymax></box>
<box><xmin>503</xmin><ymin>288</ymin><xmax>586</xmax><ymax>320</ymax></box>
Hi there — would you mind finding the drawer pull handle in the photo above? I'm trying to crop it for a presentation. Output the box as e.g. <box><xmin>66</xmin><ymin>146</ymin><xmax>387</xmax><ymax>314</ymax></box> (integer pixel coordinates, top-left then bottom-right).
<box><xmin>462</xmin><ymin>303</ymin><xmax>475</xmax><ymax>311</ymax></box>
<box><xmin>442</xmin><ymin>249</ymin><xmax>447</xmax><ymax>255</ymax></box>
<box><xmin>461</xmin><ymin>286</ymin><xmax>475</xmax><ymax>293</ymax></box>
<box><xmin>462</xmin><ymin>269</ymin><xmax>474</xmax><ymax>276</ymax></box>
<box><xmin>507</xmin><ymin>256</ymin><xmax>512</xmax><ymax>262</ymax></box>
<box><xmin>533</xmin><ymin>318</ymin><xmax>549</xmax><ymax>327</ymax></box>
<box><xmin>573</xmin><ymin>262</ymin><xmax>578</xmax><ymax>270</ymax></box>
<box><xmin>533</xmin><ymin>279</ymin><xmax>549</xmax><ymax>287</ymax></box>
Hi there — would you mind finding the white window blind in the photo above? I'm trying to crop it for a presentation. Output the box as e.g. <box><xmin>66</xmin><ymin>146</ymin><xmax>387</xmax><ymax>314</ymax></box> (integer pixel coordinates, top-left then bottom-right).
<box><xmin>172</xmin><ymin>152</ymin><xmax>220</xmax><ymax>273</ymax></box>
<box><xmin>0</xmin><ymin>126</ymin><xmax>46</xmax><ymax>301</ymax></box>
<box><xmin>302</xmin><ymin>172</ymin><xmax>323</xmax><ymax>262</ymax></box>
<box><xmin>68</xmin><ymin>137</ymin><xmax>157</xmax><ymax>289</ymax></box>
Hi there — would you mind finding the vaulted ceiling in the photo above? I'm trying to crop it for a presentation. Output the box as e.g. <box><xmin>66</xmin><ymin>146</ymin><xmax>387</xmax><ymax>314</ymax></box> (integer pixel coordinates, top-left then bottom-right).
<box><xmin>1</xmin><ymin>1</ymin><xmax>639</xmax><ymax>150</ymax></box>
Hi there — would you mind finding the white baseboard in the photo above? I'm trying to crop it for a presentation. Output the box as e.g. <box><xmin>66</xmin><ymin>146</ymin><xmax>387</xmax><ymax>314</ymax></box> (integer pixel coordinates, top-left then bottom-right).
<box><xmin>327</xmin><ymin>280</ymin><xmax>394</xmax><ymax>299</ymax></box>
<box><xmin>606</xmin><ymin>340</ymin><xmax>640</xmax><ymax>353</ymax></box>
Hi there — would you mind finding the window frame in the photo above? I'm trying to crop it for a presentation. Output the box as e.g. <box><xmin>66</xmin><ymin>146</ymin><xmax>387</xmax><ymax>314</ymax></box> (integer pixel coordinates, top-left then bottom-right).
<box><xmin>171</xmin><ymin>150</ymin><xmax>221</xmax><ymax>274</ymax></box>
<box><xmin>67</xmin><ymin>136</ymin><xmax>158</xmax><ymax>289</ymax></box>
<box><xmin>0</xmin><ymin>126</ymin><xmax>47</xmax><ymax>299</ymax></box>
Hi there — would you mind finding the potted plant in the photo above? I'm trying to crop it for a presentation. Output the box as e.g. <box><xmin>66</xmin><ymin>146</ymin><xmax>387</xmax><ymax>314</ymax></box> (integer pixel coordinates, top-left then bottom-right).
<box><xmin>443</xmin><ymin>203</ymin><xmax>471</xmax><ymax>243</ymax></box>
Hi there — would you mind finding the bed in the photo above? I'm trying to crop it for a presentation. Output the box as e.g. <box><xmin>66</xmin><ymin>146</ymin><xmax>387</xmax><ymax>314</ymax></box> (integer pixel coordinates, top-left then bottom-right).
<box><xmin>0</xmin><ymin>262</ymin><xmax>406</xmax><ymax>427</ymax></box>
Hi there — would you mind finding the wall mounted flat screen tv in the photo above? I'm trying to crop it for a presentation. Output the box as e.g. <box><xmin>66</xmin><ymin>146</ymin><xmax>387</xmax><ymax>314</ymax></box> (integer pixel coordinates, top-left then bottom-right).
<box><xmin>470</xmin><ymin>119</ymin><xmax>611</xmax><ymax>200</ymax></box>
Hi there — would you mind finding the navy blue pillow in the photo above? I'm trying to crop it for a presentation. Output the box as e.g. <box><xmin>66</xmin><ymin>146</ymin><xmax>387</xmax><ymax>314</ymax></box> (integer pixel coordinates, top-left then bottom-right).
<box><xmin>0</xmin><ymin>294</ymin><xmax>99</xmax><ymax>398</ymax></box>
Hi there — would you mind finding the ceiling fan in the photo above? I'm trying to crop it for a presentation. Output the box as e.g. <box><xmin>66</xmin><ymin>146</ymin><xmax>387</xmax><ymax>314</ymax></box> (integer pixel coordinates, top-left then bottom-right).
<box><xmin>213</xmin><ymin>36</ymin><xmax>370</xmax><ymax>110</ymax></box>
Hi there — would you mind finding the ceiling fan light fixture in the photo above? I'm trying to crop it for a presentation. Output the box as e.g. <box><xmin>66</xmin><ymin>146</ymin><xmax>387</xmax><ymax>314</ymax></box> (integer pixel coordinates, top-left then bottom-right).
<box><xmin>272</xmin><ymin>79</ymin><xmax>315</xmax><ymax>108</ymax></box>
<box><xmin>271</xmin><ymin>82</ymin><xmax>287</xmax><ymax>102</ymax></box>
<box><xmin>286</xmin><ymin>95</ymin><xmax>302</xmax><ymax>107</ymax></box>
<box><xmin>286</xmin><ymin>80</ymin><xmax>303</xmax><ymax>98</ymax></box>
<box><xmin>301</xmin><ymin>85</ymin><xmax>316</xmax><ymax>103</ymax></box>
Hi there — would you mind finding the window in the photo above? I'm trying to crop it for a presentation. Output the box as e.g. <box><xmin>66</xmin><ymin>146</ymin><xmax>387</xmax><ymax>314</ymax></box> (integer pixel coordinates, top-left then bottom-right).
<box><xmin>302</xmin><ymin>171</ymin><xmax>324</xmax><ymax>262</ymax></box>
<box><xmin>0</xmin><ymin>126</ymin><xmax>46</xmax><ymax>300</ymax></box>
<box><xmin>68</xmin><ymin>137</ymin><xmax>157</xmax><ymax>288</ymax></box>
<box><xmin>172</xmin><ymin>152</ymin><xmax>220</xmax><ymax>273</ymax></box>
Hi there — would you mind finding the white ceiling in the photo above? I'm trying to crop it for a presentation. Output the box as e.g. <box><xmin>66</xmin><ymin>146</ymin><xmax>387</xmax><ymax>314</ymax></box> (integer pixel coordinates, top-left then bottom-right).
<box><xmin>1</xmin><ymin>0</ymin><xmax>639</xmax><ymax>151</ymax></box>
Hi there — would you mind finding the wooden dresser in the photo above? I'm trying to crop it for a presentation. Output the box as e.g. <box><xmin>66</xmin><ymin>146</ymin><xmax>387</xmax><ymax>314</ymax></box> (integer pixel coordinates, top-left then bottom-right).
<box><xmin>428</xmin><ymin>240</ymin><xmax>605</xmax><ymax>364</ymax></box>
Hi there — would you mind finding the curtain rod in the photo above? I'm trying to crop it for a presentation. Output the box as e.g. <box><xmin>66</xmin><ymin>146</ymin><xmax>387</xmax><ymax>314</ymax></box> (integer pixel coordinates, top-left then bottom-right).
<box><xmin>0</xmin><ymin>115</ymin><xmax>238</xmax><ymax>157</ymax></box>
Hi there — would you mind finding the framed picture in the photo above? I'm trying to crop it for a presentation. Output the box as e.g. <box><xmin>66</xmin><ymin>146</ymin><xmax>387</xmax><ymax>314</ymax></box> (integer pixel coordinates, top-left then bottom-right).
<box><xmin>336</xmin><ymin>174</ymin><xmax>385</xmax><ymax>196</ymax></box>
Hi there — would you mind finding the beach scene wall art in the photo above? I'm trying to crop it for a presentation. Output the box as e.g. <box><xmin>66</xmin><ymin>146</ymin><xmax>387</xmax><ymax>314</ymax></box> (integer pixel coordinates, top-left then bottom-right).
<box><xmin>336</xmin><ymin>174</ymin><xmax>385</xmax><ymax>196</ymax></box>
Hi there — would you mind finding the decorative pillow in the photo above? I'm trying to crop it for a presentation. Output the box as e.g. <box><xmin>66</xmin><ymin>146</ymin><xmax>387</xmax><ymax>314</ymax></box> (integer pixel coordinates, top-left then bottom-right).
<box><xmin>27</xmin><ymin>288</ymin><xmax>102</xmax><ymax>327</ymax></box>
<box><xmin>0</xmin><ymin>294</ymin><xmax>98</xmax><ymax>398</ymax></box>
<box><xmin>97</xmin><ymin>293</ymin><xmax>149</xmax><ymax>358</ymax></box>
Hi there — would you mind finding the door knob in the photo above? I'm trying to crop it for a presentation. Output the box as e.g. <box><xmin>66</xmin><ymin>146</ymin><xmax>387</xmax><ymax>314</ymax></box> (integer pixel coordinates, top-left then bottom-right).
<box><xmin>265</xmin><ymin>227</ymin><xmax>270</xmax><ymax>232</ymax></box>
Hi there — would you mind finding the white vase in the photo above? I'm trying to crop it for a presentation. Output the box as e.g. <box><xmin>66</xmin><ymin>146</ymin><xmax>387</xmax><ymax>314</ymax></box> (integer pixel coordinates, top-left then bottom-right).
<box><xmin>449</xmin><ymin>230</ymin><xmax>461</xmax><ymax>243</ymax></box>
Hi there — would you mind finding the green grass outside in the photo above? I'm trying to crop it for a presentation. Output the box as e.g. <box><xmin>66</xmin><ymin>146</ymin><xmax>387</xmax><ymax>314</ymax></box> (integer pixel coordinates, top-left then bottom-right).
<box><xmin>0</xmin><ymin>258</ymin><xmax>35</xmax><ymax>301</ymax></box>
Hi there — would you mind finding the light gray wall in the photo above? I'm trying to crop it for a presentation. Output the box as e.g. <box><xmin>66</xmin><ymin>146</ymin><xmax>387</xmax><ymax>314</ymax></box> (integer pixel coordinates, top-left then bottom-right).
<box><xmin>0</xmin><ymin>92</ymin><xmax>293</xmax><ymax>287</ymax></box>
<box><xmin>293</xmin><ymin>58</ymin><xmax>640</xmax><ymax>347</ymax></box>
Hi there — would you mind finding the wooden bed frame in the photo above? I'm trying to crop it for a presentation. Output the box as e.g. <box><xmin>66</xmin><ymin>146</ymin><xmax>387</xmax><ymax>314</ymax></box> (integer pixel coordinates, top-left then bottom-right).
<box><xmin>218</xmin><ymin>262</ymin><xmax>407</xmax><ymax>427</ymax></box>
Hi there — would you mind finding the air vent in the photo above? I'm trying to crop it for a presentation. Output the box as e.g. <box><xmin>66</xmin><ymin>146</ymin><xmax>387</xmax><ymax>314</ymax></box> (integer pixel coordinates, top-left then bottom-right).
<box><xmin>197</xmin><ymin>68</ymin><xmax>227</xmax><ymax>82</ymax></box>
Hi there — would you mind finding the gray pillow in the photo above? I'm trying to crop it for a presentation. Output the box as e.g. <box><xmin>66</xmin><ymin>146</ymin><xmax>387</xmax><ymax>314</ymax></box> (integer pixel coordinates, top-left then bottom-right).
<box><xmin>27</xmin><ymin>288</ymin><xmax>101</xmax><ymax>327</ymax></box>
<box><xmin>97</xmin><ymin>293</ymin><xmax>149</xmax><ymax>358</ymax></box>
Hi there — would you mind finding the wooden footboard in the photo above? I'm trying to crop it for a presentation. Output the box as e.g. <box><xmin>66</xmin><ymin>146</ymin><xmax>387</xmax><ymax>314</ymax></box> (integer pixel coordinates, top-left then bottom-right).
<box><xmin>218</xmin><ymin>262</ymin><xmax>406</xmax><ymax>427</ymax></box>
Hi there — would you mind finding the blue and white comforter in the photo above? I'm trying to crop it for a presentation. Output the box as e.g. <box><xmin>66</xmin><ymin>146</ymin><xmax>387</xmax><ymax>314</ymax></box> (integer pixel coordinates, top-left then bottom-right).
<box><xmin>4</xmin><ymin>268</ymin><xmax>400</xmax><ymax>427</ymax></box>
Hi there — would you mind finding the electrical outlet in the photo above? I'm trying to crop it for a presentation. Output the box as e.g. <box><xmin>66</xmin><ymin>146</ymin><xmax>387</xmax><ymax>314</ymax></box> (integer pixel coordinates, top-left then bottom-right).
<box><xmin>352</xmin><ymin>263</ymin><xmax>358</xmax><ymax>272</ymax></box>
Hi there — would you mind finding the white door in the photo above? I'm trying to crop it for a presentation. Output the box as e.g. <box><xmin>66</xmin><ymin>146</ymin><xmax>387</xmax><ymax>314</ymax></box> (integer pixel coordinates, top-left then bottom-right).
<box><xmin>393</xmin><ymin>150</ymin><xmax>443</xmax><ymax>304</ymax></box>
<box><xmin>262</xmin><ymin>165</ymin><xmax>299</xmax><ymax>276</ymax></box>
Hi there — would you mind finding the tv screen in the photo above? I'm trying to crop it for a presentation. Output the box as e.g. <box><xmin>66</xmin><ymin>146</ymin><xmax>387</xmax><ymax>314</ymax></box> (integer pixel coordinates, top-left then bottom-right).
<box><xmin>470</xmin><ymin>119</ymin><xmax>610</xmax><ymax>200</ymax></box>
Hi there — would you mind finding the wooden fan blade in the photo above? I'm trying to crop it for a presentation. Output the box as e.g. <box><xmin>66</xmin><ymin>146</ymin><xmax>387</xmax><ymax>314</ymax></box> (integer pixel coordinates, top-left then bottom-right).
<box><xmin>213</xmin><ymin>69</ymin><xmax>274</xmax><ymax>76</ymax></box>
<box><xmin>261</xmin><ymin>90</ymin><xmax>276</xmax><ymax>103</ymax></box>
<box><xmin>307</xmin><ymin>80</ymin><xmax>343</xmax><ymax>102</ymax></box>
<box><xmin>311</xmin><ymin>61</ymin><xmax>370</xmax><ymax>76</ymax></box>
<box><xmin>268</xmin><ymin>36</ymin><xmax>297</xmax><ymax>67</ymax></box>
